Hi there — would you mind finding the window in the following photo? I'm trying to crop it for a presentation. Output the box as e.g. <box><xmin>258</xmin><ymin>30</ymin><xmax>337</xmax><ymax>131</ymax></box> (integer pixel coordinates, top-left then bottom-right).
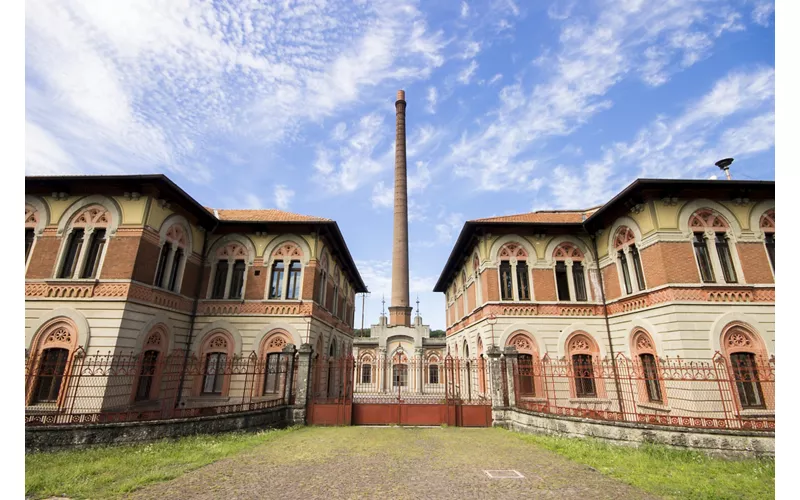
<box><xmin>166</xmin><ymin>248</ymin><xmax>184</xmax><ymax>292</ymax></box>
<box><xmin>317</xmin><ymin>268</ymin><xmax>327</xmax><ymax>305</ymax></box>
<box><xmin>499</xmin><ymin>261</ymin><xmax>513</xmax><ymax>300</ymax></box>
<box><xmin>572</xmin><ymin>354</ymin><xmax>596</xmax><ymax>397</ymax></box>
<box><xmin>764</xmin><ymin>233</ymin><xmax>775</xmax><ymax>270</ymax></box>
<box><xmin>269</xmin><ymin>261</ymin><xmax>285</xmax><ymax>299</ymax></box>
<box><xmin>555</xmin><ymin>262</ymin><xmax>570</xmax><ymax>301</ymax></box>
<box><xmin>618</xmin><ymin>250</ymin><xmax>632</xmax><ymax>294</ymax></box>
<box><xmin>202</xmin><ymin>353</ymin><xmax>227</xmax><ymax>394</ymax></box>
<box><xmin>516</xmin><ymin>261</ymin><xmax>530</xmax><ymax>300</ymax></box>
<box><xmin>332</xmin><ymin>282</ymin><xmax>339</xmax><ymax>315</ymax></box>
<box><xmin>631</xmin><ymin>246</ymin><xmax>646</xmax><ymax>290</ymax></box>
<box><xmin>31</xmin><ymin>348</ymin><xmax>69</xmax><ymax>404</ymax></box>
<box><xmin>80</xmin><ymin>229</ymin><xmax>106</xmax><ymax>279</ymax></box>
<box><xmin>361</xmin><ymin>363</ymin><xmax>372</xmax><ymax>384</ymax></box>
<box><xmin>393</xmin><ymin>364</ymin><xmax>408</xmax><ymax>387</ymax></box>
<box><xmin>263</xmin><ymin>353</ymin><xmax>280</xmax><ymax>395</ymax></box>
<box><xmin>286</xmin><ymin>260</ymin><xmax>301</xmax><ymax>299</ymax></box>
<box><xmin>639</xmin><ymin>353</ymin><xmax>662</xmax><ymax>403</ymax></box>
<box><xmin>573</xmin><ymin>262</ymin><xmax>587</xmax><ymax>301</ymax></box>
<box><xmin>730</xmin><ymin>353</ymin><xmax>765</xmax><ymax>409</ymax></box>
<box><xmin>25</xmin><ymin>228</ymin><xmax>35</xmax><ymax>262</ymax></box>
<box><xmin>428</xmin><ymin>364</ymin><xmax>439</xmax><ymax>384</ymax></box>
<box><xmin>715</xmin><ymin>233</ymin><xmax>737</xmax><ymax>283</ymax></box>
<box><xmin>229</xmin><ymin>260</ymin><xmax>245</xmax><ymax>299</ymax></box>
<box><xmin>154</xmin><ymin>244</ymin><xmax>170</xmax><ymax>288</ymax></box>
<box><xmin>211</xmin><ymin>260</ymin><xmax>229</xmax><ymax>299</ymax></box>
<box><xmin>135</xmin><ymin>350</ymin><xmax>159</xmax><ymax>402</ymax></box>
<box><xmin>693</xmin><ymin>233</ymin><xmax>715</xmax><ymax>283</ymax></box>
<box><xmin>517</xmin><ymin>353</ymin><xmax>535</xmax><ymax>396</ymax></box>
<box><xmin>59</xmin><ymin>229</ymin><xmax>84</xmax><ymax>278</ymax></box>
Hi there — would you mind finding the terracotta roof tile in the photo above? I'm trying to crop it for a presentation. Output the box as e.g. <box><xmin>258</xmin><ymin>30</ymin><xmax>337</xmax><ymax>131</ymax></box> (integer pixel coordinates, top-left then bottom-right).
<box><xmin>469</xmin><ymin>208</ymin><xmax>599</xmax><ymax>224</ymax></box>
<box><xmin>206</xmin><ymin>208</ymin><xmax>332</xmax><ymax>223</ymax></box>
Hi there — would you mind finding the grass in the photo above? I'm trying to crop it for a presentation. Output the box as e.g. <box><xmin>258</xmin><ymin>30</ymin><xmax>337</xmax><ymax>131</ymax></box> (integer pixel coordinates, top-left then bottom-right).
<box><xmin>25</xmin><ymin>427</ymin><xmax>297</xmax><ymax>499</ymax></box>
<box><xmin>510</xmin><ymin>430</ymin><xmax>775</xmax><ymax>500</ymax></box>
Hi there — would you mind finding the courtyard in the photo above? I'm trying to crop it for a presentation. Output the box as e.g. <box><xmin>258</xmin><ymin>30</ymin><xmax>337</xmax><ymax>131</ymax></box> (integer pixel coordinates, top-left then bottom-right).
<box><xmin>26</xmin><ymin>426</ymin><xmax>774</xmax><ymax>500</ymax></box>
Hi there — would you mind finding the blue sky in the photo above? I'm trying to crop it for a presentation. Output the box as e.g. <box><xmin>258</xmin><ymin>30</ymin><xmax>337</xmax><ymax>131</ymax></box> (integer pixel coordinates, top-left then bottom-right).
<box><xmin>25</xmin><ymin>0</ymin><xmax>775</xmax><ymax>330</ymax></box>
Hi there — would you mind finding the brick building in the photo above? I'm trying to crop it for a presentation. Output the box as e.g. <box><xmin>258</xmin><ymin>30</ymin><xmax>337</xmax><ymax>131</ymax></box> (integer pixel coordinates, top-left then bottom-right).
<box><xmin>24</xmin><ymin>174</ymin><xmax>366</xmax><ymax>412</ymax></box>
<box><xmin>435</xmin><ymin>179</ymin><xmax>774</xmax><ymax>415</ymax></box>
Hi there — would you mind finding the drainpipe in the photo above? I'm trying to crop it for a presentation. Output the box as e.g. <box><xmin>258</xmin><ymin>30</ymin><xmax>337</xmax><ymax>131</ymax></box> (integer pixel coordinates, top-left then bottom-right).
<box><xmin>175</xmin><ymin>219</ymin><xmax>217</xmax><ymax>408</ymax></box>
<box><xmin>589</xmin><ymin>232</ymin><xmax>625</xmax><ymax>416</ymax></box>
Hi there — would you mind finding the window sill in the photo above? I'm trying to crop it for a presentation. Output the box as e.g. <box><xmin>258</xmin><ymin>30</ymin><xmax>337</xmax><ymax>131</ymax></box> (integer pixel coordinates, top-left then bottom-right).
<box><xmin>186</xmin><ymin>396</ymin><xmax>231</xmax><ymax>404</ymax></box>
<box><xmin>741</xmin><ymin>409</ymin><xmax>774</xmax><ymax>418</ymax></box>
<box><xmin>568</xmin><ymin>398</ymin><xmax>611</xmax><ymax>404</ymax></box>
<box><xmin>25</xmin><ymin>404</ymin><xmax>61</xmax><ymax>414</ymax></box>
<box><xmin>637</xmin><ymin>402</ymin><xmax>671</xmax><ymax>412</ymax></box>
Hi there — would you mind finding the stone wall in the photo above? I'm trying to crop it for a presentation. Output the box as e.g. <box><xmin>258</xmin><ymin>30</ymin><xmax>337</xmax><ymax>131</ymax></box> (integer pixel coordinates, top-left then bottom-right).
<box><xmin>26</xmin><ymin>406</ymin><xmax>291</xmax><ymax>452</ymax></box>
<box><xmin>494</xmin><ymin>408</ymin><xmax>774</xmax><ymax>459</ymax></box>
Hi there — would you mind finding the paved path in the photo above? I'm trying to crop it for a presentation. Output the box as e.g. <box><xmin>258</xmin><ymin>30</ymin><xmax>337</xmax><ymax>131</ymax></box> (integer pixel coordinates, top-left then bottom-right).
<box><xmin>127</xmin><ymin>427</ymin><xmax>658</xmax><ymax>500</ymax></box>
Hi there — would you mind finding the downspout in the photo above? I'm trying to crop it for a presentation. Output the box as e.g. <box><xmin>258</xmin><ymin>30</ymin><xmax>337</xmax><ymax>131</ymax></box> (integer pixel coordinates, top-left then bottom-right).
<box><xmin>589</xmin><ymin>231</ymin><xmax>625</xmax><ymax>416</ymax></box>
<box><xmin>175</xmin><ymin>219</ymin><xmax>217</xmax><ymax>409</ymax></box>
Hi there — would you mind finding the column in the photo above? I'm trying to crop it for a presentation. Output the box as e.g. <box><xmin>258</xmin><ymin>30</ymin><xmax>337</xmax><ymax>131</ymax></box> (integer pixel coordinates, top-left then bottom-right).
<box><xmin>415</xmin><ymin>347</ymin><xmax>424</xmax><ymax>394</ymax></box>
<box><xmin>72</xmin><ymin>227</ymin><xmax>94</xmax><ymax>278</ymax></box>
<box><xmin>162</xmin><ymin>242</ymin><xmax>177</xmax><ymax>289</ymax></box>
<box><xmin>223</xmin><ymin>258</ymin><xmax>234</xmax><ymax>299</ymax></box>
<box><xmin>623</xmin><ymin>246</ymin><xmax>638</xmax><ymax>293</ymax></box>
<box><xmin>486</xmin><ymin>345</ymin><xmax>504</xmax><ymax>427</ymax></box>
<box><xmin>565</xmin><ymin>260</ymin><xmax>576</xmax><ymax>301</ymax></box>
<box><xmin>704</xmin><ymin>229</ymin><xmax>725</xmax><ymax>284</ymax></box>
<box><xmin>503</xmin><ymin>346</ymin><xmax>518</xmax><ymax>408</ymax></box>
<box><xmin>510</xmin><ymin>258</ymin><xmax>519</xmax><ymax>301</ymax></box>
<box><xmin>292</xmin><ymin>343</ymin><xmax>313</xmax><ymax>425</ymax></box>
<box><xmin>379</xmin><ymin>348</ymin><xmax>387</xmax><ymax>393</ymax></box>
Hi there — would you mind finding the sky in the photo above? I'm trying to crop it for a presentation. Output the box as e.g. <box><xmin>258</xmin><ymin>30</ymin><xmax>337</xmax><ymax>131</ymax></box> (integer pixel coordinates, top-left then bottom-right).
<box><xmin>25</xmin><ymin>0</ymin><xmax>775</xmax><ymax>331</ymax></box>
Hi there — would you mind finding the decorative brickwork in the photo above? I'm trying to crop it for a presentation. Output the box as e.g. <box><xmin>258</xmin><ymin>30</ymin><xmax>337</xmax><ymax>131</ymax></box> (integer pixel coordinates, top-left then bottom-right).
<box><xmin>100</xmin><ymin>236</ymin><xmax>141</xmax><ymax>279</ymax></box>
<box><xmin>736</xmin><ymin>242</ymin><xmax>774</xmax><ymax>284</ymax></box>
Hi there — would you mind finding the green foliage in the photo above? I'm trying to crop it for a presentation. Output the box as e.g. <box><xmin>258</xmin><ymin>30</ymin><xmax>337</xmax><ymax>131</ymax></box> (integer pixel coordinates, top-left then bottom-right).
<box><xmin>353</xmin><ymin>328</ymin><xmax>371</xmax><ymax>338</ymax></box>
<box><xmin>510</xmin><ymin>431</ymin><xmax>774</xmax><ymax>500</ymax></box>
<box><xmin>25</xmin><ymin>427</ymin><xmax>297</xmax><ymax>499</ymax></box>
<box><xmin>429</xmin><ymin>329</ymin><xmax>446</xmax><ymax>338</ymax></box>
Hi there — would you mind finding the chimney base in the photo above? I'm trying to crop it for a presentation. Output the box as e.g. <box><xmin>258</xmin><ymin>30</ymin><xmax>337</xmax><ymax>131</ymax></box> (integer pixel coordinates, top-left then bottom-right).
<box><xmin>388</xmin><ymin>306</ymin><xmax>413</xmax><ymax>328</ymax></box>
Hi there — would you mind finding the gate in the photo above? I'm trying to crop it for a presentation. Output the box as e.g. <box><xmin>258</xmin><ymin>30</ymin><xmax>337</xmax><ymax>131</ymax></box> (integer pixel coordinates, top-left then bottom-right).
<box><xmin>352</xmin><ymin>354</ymin><xmax>492</xmax><ymax>427</ymax></box>
<box><xmin>306</xmin><ymin>356</ymin><xmax>353</xmax><ymax>425</ymax></box>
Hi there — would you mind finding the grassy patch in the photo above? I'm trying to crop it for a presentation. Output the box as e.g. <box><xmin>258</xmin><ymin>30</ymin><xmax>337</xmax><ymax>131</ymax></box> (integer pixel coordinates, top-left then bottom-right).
<box><xmin>509</xmin><ymin>430</ymin><xmax>774</xmax><ymax>500</ymax></box>
<box><xmin>25</xmin><ymin>427</ymin><xmax>297</xmax><ymax>499</ymax></box>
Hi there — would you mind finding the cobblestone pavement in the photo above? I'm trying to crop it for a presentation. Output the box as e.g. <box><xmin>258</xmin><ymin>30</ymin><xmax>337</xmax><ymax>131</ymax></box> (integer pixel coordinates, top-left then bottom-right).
<box><xmin>126</xmin><ymin>427</ymin><xmax>659</xmax><ymax>500</ymax></box>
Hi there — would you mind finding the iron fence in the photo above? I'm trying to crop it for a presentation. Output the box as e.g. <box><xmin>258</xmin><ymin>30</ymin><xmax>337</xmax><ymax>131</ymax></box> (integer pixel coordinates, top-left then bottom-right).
<box><xmin>510</xmin><ymin>352</ymin><xmax>775</xmax><ymax>431</ymax></box>
<box><xmin>25</xmin><ymin>347</ymin><xmax>295</xmax><ymax>426</ymax></box>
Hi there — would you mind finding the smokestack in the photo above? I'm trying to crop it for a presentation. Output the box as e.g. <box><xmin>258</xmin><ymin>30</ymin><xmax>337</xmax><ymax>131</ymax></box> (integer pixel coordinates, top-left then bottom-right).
<box><xmin>389</xmin><ymin>89</ymin><xmax>413</xmax><ymax>328</ymax></box>
<box><xmin>715</xmin><ymin>158</ymin><xmax>734</xmax><ymax>180</ymax></box>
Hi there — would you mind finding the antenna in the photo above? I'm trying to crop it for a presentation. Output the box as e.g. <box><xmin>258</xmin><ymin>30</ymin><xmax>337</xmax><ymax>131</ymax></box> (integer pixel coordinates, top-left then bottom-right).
<box><xmin>415</xmin><ymin>295</ymin><xmax>420</xmax><ymax>319</ymax></box>
<box><xmin>715</xmin><ymin>158</ymin><xmax>734</xmax><ymax>180</ymax></box>
<box><xmin>381</xmin><ymin>295</ymin><xmax>386</xmax><ymax>318</ymax></box>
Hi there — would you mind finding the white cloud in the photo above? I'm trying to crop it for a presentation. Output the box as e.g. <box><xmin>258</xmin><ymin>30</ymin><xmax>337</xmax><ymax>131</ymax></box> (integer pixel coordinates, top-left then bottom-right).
<box><xmin>274</xmin><ymin>185</ymin><xmax>294</xmax><ymax>210</ymax></box>
<box><xmin>460</xmin><ymin>40</ymin><xmax>482</xmax><ymax>60</ymax></box>
<box><xmin>435</xmin><ymin>212</ymin><xmax>464</xmax><ymax>243</ymax></box>
<box><xmin>751</xmin><ymin>1</ymin><xmax>774</xmax><ymax>27</ymax></box>
<box><xmin>547</xmin><ymin>2</ymin><xmax>574</xmax><ymax>20</ymax></box>
<box><xmin>426</xmin><ymin>86</ymin><xmax>438</xmax><ymax>114</ymax></box>
<box><xmin>461</xmin><ymin>1</ymin><xmax>469</xmax><ymax>18</ymax></box>
<box><xmin>371</xmin><ymin>181</ymin><xmax>393</xmax><ymax>208</ymax></box>
<box><xmin>408</xmin><ymin>161</ymin><xmax>432</xmax><ymax>194</ymax></box>
<box><xmin>488</xmin><ymin>73</ymin><xmax>503</xmax><ymax>85</ymax></box>
<box><xmin>457</xmin><ymin>60</ymin><xmax>479</xmax><ymax>85</ymax></box>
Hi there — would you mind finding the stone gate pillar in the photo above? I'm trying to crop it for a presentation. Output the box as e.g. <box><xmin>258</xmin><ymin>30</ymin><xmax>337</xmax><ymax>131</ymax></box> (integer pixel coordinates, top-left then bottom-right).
<box><xmin>486</xmin><ymin>345</ymin><xmax>505</xmax><ymax>410</ymax></box>
<box><xmin>292</xmin><ymin>343</ymin><xmax>313</xmax><ymax>425</ymax></box>
<box><xmin>503</xmin><ymin>346</ymin><xmax>518</xmax><ymax>408</ymax></box>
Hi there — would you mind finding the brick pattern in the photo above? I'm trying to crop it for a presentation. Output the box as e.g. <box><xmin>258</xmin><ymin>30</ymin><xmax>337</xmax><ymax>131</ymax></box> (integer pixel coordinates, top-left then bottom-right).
<box><xmin>302</xmin><ymin>261</ymin><xmax>318</xmax><ymax>301</ymax></box>
<box><xmin>245</xmin><ymin>259</ymin><xmax>266</xmax><ymax>300</ymax></box>
<box><xmin>132</xmin><ymin>239</ymin><xmax>161</xmax><ymax>284</ymax></box>
<box><xmin>482</xmin><ymin>270</ymin><xmax>499</xmax><ymax>302</ymax></box>
<box><xmin>641</xmin><ymin>241</ymin><xmax>700</xmax><ymax>287</ymax></box>
<box><xmin>325</xmin><ymin>281</ymin><xmax>334</xmax><ymax>311</ymax></box>
<box><xmin>467</xmin><ymin>282</ymin><xmax>476</xmax><ymax>313</ymax></box>
<box><xmin>601</xmin><ymin>264</ymin><xmax>620</xmax><ymax>301</ymax></box>
<box><xmin>100</xmin><ymin>236</ymin><xmax>140</xmax><ymax>279</ymax></box>
<box><xmin>26</xmin><ymin>236</ymin><xmax>60</xmax><ymax>279</ymax></box>
<box><xmin>199</xmin><ymin>265</ymin><xmax>211</xmax><ymax>298</ymax></box>
<box><xmin>180</xmin><ymin>260</ymin><xmax>201</xmax><ymax>297</ymax></box>
<box><xmin>736</xmin><ymin>242</ymin><xmax>774</xmax><ymax>284</ymax></box>
<box><xmin>531</xmin><ymin>269</ymin><xmax>556</xmax><ymax>301</ymax></box>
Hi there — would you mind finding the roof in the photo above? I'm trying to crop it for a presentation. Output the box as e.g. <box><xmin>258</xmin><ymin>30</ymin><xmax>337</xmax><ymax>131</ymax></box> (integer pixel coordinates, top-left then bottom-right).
<box><xmin>434</xmin><ymin>177</ymin><xmax>775</xmax><ymax>292</ymax></box>
<box><xmin>207</xmin><ymin>208</ymin><xmax>332</xmax><ymax>223</ymax></box>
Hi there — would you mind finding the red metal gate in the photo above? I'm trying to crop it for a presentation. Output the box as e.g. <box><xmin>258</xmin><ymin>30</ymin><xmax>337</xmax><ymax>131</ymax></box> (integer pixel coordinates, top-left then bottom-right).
<box><xmin>306</xmin><ymin>356</ymin><xmax>353</xmax><ymax>426</ymax></box>
<box><xmin>351</xmin><ymin>355</ymin><xmax>492</xmax><ymax>427</ymax></box>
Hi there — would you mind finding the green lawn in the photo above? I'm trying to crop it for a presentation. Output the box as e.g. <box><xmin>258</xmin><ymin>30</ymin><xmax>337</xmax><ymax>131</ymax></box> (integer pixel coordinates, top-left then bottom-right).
<box><xmin>25</xmin><ymin>427</ymin><xmax>296</xmax><ymax>499</ymax></box>
<box><xmin>510</xmin><ymin>430</ymin><xmax>775</xmax><ymax>500</ymax></box>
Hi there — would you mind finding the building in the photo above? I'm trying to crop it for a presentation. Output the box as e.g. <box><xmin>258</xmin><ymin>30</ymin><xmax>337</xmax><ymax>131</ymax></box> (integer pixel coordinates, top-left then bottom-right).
<box><xmin>25</xmin><ymin>174</ymin><xmax>366</xmax><ymax>415</ymax></box>
<box><xmin>435</xmin><ymin>178</ymin><xmax>774</xmax><ymax>416</ymax></box>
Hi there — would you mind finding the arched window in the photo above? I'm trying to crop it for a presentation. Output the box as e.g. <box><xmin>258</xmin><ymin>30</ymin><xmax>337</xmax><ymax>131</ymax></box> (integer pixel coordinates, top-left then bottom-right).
<box><xmin>134</xmin><ymin>327</ymin><xmax>167</xmax><ymax>402</ymax></box>
<box><xmin>427</xmin><ymin>354</ymin><xmax>441</xmax><ymax>384</ymax></box>
<box><xmin>566</xmin><ymin>333</ymin><xmax>600</xmax><ymax>398</ymax></box>
<box><xmin>25</xmin><ymin>204</ymin><xmax>38</xmax><ymax>263</ymax></box>
<box><xmin>332</xmin><ymin>268</ymin><xmax>340</xmax><ymax>316</ymax></box>
<box><xmin>497</xmin><ymin>242</ymin><xmax>530</xmax><ymax>301</ymax></box>
<box><xmin>760</xmin><ymin>209</ymin><xmax>775</xmax><ymax>271</ymax></box>
<box><xmin>260</xmin><ymin>332</ymin><xmax>289</xmax><ymax>395</ymax></box>
<box><xmin>392</xmin><ymin>350</ymin><xmax>408</xmax><ymax>387</ymax></box>
<box><xmin>721</xmin><ymin>324</ymin><xmax>770</xmax><ymax>410</ymax></box>
<box><xmin>631</xmin><ymin>330</ymin><xmax>663</xmax><ymax>404</ymax></box>
<box><xmin>553</xmin><ymin>243</ymin><xmax>588</xmax><ymax>302</ymax></box>
<box><xmin>154</xmin><ymin>223</ymin><xmax>189</xmax><ymax>293</ymax></box>
<box><xmin>198</xmin><ymin>331</ymin><xmax>233</xmax><ymax>396</ymax></box>
<box><xmin>57</xmin><ymin>205</ymin><xmax>111</xmax><ymax>279</ymax></box>
<box><xmin>317</xmin><ymin>252</ymin><xmax>329</xmax><ymax>306</ymax></box>
<box><xmin>689</xmin><ymin>209</ymin><xmax>738</xmax><ymax>284</ymax></box>
<box><xmin>360</xmin><ymin>354</ymin><xmax>374</xmax><ymax>384</ymax></box>
<box><xmin>613</xmin><ymin>226</ymin><xmax>646</xmax><ymax>295</ymax></box>
<box><xmin>269</xmin><ymin>242</ymin><xmax>304</xmax><ymax>300</ymax></box>
<box><xmin>507</xmin><ymin>331</ymin><xmax>540</xmax><ymax>397</ymax></box>
<box><xmin>26</xmin><ymin>319</ymin><xmax>78</xmax><ymax>407</ymax></box>
<box><xmin>209</xmin><ymin>242</ymin><xmax>248</xmax><ymax>299</ymax></box>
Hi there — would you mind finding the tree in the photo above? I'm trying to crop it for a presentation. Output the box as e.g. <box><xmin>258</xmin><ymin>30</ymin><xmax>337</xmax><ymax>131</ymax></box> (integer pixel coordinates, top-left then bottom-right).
<box><xmin>429</xmin><ymin>329</ymin><xmax>445</xmax><ymax>338</ymax></box>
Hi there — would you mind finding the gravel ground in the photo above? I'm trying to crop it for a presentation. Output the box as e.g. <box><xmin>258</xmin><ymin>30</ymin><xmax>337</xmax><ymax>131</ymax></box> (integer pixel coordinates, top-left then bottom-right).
<box><xmin>126</xmin><ymin>426</ymin><xmax>659</xmax><ymax>500</ymax></box>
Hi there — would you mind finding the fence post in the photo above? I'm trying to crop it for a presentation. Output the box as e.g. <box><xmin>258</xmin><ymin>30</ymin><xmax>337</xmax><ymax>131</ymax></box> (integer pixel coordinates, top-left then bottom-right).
<box><xmin>503</xmin><ymin>346</ymin><xmax>518</xmax><ymax>408</ymax></box>
<box><xmin>282</xmin><ymin>344</ymin><xmax>297</xmax><ymax>406</ymax></box>
<box><xmin>486</xmin><ymin>345</ymin><xmax>504</xmax><ymax>425</ymax></box>
<box><xmin>292</xmin><ymin>343</ymin><xmax>313</xmax><ymax>425</ymax></box>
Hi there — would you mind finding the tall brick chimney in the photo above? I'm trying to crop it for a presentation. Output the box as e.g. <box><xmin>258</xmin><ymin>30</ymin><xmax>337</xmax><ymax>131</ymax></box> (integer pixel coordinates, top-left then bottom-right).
<box><xmin>389</xmin><ymin>90</ymin><xmax>413</xmax><ymax>327</ymax></box>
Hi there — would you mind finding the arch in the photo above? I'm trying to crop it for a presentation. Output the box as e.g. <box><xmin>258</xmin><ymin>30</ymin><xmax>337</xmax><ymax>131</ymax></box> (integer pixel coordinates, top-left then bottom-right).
<box><xmin>630</xmin><ymin>328</ymin><xmax>667</xmax><ymax>405</ymax></box>
<box><xmin>709</xmin><ymin>312</ymin><xmax>772</xmax><ymax>356</ymax></box>
<box><xmin>263</xmin><ymin>234</ymin><xmax>312</xmax><ymax>265</ymax></box>
<box><xmin>135</xmin><ymin>322</ymin><xmax>174</xmax><ymax>353</ymax></box>
<box><xmin>565</xmin><ymin>330</ymin><xmax>605</xmax><ymax>399</ymax></box>
<box><xmin>718</xmin><ymin>321</ymin><xmax>773</xmax><ymax>411</ymax></box>
<box><xmin>565</xmin><ymin>331</ymin><xmax>600</xmax><ymax>356</ymax></box>
<box><xmin>720</xmin><ymin>322</ymin><xmax>769</xmax><ymax>360</ymax></box>
<box><xmin>505</xmin><ymin>330</ymin><xmax>540</xmax><ymax>356</ymax></box>
<box><xmin>462</xmin><ymin>339</ymin><xmax>470</xmax><ymax>359</ymax></box>
<box><xmin>630</xmin><ymin>329</ymin><xmax>657</xmax><ymax>357</ymax></box>
<box><xmin>29</xmin><ymin>317</ymin><xmax>79</xmax><ymax>353</ymax></box>
<box><xmin>759</xmin><ymin>209</ymin><xmax>775</xmax><ymax>233</ymax></box>
<box><xmin>258</xmin><ymin>330</ymin><xmax>292</xmax><ymax>357</ymax></box>
<box><xmin>688</xmin><ymin>208</ymin><xmax>731</xmax><ymax>231</ymax></box>
<box><xmin>498</xmin><ymin>323</ymin><xmax>545</xmax><ymax>356</ymax></box>
<box><xmin>677</xmin><ymin>199</ymin><xmax>743</xmax><ymax>239</ymax></box>
<box><xmin>621</xmin><ymin>318</ymin><xmax>665</xmax><ymax>357</ymax></box>
<box><xmin>606</xmin><ymin>216</ymin><xmax>644</xmax><ymax>254</ymax></box>
<box><xmin>25</xmin><ymin>195</ymin><xmax>50</xmax><ymax>235</ymax></box>
<box><xmin>252</xmin><ymin>323</ymin><xmax>302</xmax><ymax>352</ymax></box>
<box><xmin>26</xmin><ymin>317</ymin><xmax>80</xmax><ymax>407</ymax></box>
<box><xmin>157</xmin><ymin>214</ymin><xmax>193</xmax><ymax>250</ymax></box>
<box><xmin>557</xmin><ymin>323</ymin><xmax>606</xmax><ymax>358</ymax></box>
<box><xmin>194</xmin><ymin>328</ymin><xmax>235</xmax><ymax>397</ymax></box>
<box><xmin>748</xmin><ymin>200</ymin><xmax>775</xmax><ymax>237</ymax></box>
<box><xmin>195</xmin><ymin>320</ymin><xmax>242</xmax><ymax>355</ymax></box>
<box><xmin>544</xmin><ymin>236</ymin><xmax>593</xmax><ymax>265</ymax></box>
<box><xmin>488</xmin><ymin>235</ymin><xmax>536</xmax><ymax>265</ymax></box>
<box><xmin>56</xmin><ymin>195</ymin><xmax>122</xmax><ymax>236</ymax></box>
<box><xmin>27</xmin><ymin>308</ymin><xmax>90</xmax><ymax>351</ymax></box>
<box><xmin>612</xmin><ymin>226</ymin><xmax>636</xmax><ymax>250</ymax></box>
<box><xmin>552</xmin><ymin>242</ymin><xmax>585</xmax><ymax>261</ymax></box>
<box><xmin>207</xmin><ymin>233</ymin><xmax>256</xmax><ymax>265</ymax></box>
<box><xmin>497</xmin><ymin>242</ymin><xmax>529</xmax><ymax>261</ymax></box>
